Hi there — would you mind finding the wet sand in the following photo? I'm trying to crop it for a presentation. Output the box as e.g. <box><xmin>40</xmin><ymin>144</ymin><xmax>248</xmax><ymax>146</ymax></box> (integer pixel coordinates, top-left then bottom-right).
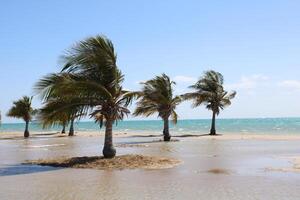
<box><xmin>1</xmin><ymin>132</ymin><xmax>300</xmax><ymax>199</ymax></box>
<box><xmin>3</xmin><ymin>130</ymin><xmax>300</xmax><ymax>140</ymax></box>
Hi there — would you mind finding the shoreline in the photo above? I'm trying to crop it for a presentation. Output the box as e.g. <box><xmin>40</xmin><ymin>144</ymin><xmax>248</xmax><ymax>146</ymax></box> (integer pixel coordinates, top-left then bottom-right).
<box><xmin>1</xmin><ymin>131</ymin><xmax>300</xmax><ymax>141</ymax></box>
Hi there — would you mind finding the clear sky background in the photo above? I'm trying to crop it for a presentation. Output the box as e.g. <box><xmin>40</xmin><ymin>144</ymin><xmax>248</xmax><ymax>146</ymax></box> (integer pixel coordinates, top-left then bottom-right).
<box><xmin>0</xmin><ymin>0</ymin><xmax>300</xmax><ymax>123</ymax></box>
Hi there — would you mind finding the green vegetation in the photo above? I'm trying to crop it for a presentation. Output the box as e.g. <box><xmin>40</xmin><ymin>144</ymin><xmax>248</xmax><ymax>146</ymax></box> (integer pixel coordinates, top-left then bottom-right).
<box><xmin>133</xmin><ymin>74</ymin><xmax>181</xmax><ymax>141</ymax></box>
<box><xmin>182</xmin><ymin>70</ymin><xmax>236</xmax><ymax>135</ymax></box>
<box><xmin>35</xmin><ymin>35</ymin><xmax>133</xmax><ymax>158</ymax></box>
<box><xmin>35</xmin><ymin>75</ymin><xmax>84</xmax><ymax>137</ymax></box>
<box><xmin>7</xmin><ymin>96</ymin><xmax>35</xmax><ymax>138</ymax></box>
<box><xmin>37</xmin><ymin>108</ymin><xmax>70</xmax><ymax>134</ymax></box>
<box><xmin>2</xmin><ymin>35</ymin><xmax>237</xmax><ymax>158</ymax></box>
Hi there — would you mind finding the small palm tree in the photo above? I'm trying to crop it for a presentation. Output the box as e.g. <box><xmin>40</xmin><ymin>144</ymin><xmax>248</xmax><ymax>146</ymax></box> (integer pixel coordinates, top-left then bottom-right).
<box><xmin>68</xmin><ymin>116</ymin><xmax>75</xmax><ymax>136</ymax></box>
<box><xmin>7</xmin><ymin>96</ymin><xmax>35</xmax><ymax>138</ymax></box>
<box><xmin>35</xmin><ymin>73</ymin><xmax>82</xmax><ymax>136</ymax></box>
<box><xmin>133</xmin><ymin>74</ymin><xmax>181</xmax><ymax>141</ymax></box>
<box><xmin>37</xmin><ymin>107</ymin><xmax>69</xmax><ymax>134</ymax></box>
<box><xmin>35</xmin><ymin>35</ymin><xmax>133</xmax><ymax>158</ymax></box>
<box><xmin>183</xmin><ymin>70</ymin><xmax>236</xmax><ymax>135</ymax></box>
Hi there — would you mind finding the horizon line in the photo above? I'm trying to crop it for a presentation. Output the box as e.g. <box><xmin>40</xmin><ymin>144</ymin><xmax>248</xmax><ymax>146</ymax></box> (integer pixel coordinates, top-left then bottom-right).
<box><xmin>1</xmin><ymin>116</ymin><xmax>300</xmax><ymax>124</ymax></box>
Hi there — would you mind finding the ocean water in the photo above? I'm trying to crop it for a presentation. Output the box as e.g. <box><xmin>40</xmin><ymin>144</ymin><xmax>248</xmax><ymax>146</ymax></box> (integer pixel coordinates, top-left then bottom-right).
<box><xmin>1</xmin><ymin>118</ymin><xmax>300</xmax><ymax>135</ymax></box>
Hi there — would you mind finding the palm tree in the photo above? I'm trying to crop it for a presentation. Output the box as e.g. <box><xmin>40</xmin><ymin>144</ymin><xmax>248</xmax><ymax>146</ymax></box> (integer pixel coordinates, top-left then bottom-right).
<box><xmin>7</xmin><ymin>96</ymin><xmax>35</xmax><ymax>138</ymax></box>
<box><xmin>35</xmin><ymin>73</ymin><xmax>82</xmax><ymax>136</ymax></box>
<box><xmin>133</xmin><ymin>74</ymin><xmax>181</xmax><ymax>141</ymax></box>
<box><xmin>37</xmin><ymin>107</ymin><xmax>69</xmax><ymax>134</ymax></box>
<box><xmin>35</xmin><ymin>35</ymin><xmax>133</xmax><ymax>158</ymax></box>
<box><xmin>182</xmin><ymin>70</ymin><xmax>236</xmax><ymax>135</ymax></box>
<box><xmin>68</xmin><ymin>116</ymin><xmax>75</xmax><ymax>136</ymax></box>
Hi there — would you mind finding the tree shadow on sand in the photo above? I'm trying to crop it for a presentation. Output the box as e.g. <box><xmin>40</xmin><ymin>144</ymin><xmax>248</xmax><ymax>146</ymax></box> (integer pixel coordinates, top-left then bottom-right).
<box><xmin>116</xmin><ymin>139</ymin><xmax>179</xmax><ymax>146</ymax></box>
<box><xmin>128</xmin><ymin>133</ymin><xmax>222</xmax><ymax>138</ymax></box>
<box><xmin>119</xmin><ymin>133</ymin><xmax>222</xmax><ymax>146</ymax></box>
<box><xmin>174</xmin><ymin>134</ymin><xmax>223</xmax><ymax>137</ymax></box>
<box><xmin>30</xmin><ymin>156</ymin><xmax>101</xmax><ymax>168</ymax></box>
<box><xmin>128</xmin><ymin>134</ymin><xmax>222</xmax><ymax>138</ymax></box>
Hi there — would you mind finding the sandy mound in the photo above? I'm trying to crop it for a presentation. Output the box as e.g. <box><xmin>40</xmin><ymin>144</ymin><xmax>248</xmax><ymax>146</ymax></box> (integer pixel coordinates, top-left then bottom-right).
<box><xmin>206</xmin><ymin>168</ymin><xmax>231</xmax><ymax>174</ymax></box>
<box><xmin>26</xmin><ymin>154</ymin><xmax>182</xmax><ymax>170</ymax></box>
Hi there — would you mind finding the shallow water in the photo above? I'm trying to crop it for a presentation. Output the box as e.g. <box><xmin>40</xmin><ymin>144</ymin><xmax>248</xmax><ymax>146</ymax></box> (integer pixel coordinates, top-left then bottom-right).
<box><xmin>1</xmin><ymin>135</ymin><xmax>300</xmax><ymax>199</ymax></box>
<box><xmin>2</xmin><ymin>118</ymin><xmax>300</xmax><ymax>135</ymax></box>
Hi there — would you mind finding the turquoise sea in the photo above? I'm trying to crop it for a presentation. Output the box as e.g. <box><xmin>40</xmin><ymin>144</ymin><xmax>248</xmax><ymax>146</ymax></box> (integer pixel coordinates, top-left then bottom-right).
<box><xmin>1</xmin><ymin>118</ymin><xmax>300</xmax><ymax>135</ymax></box>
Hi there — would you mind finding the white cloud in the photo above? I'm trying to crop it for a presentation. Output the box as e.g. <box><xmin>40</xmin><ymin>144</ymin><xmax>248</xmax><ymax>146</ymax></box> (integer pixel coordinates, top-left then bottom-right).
<box><xmin>173</xmin><ymin>75</ymin><xmax>197</xmax><ymax>84</ymax></box>
<box><xmin>278</xmin><ymin>80</ymin><xmax>300</xmax><ymax>90</ymax></box>
<box><xmin>135</xmin><ymin>80</ymin><xmax>145</xmax><ymax>84</ymax></box>
<box><xmin>225</xmin><ymin>74</ymin><xmax>269</xmax><ymax>90</ymax></box>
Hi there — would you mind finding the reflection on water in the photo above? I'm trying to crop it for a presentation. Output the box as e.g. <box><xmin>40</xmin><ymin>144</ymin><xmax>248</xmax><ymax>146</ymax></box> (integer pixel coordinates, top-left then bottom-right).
<box><xmin>1</xmin><ymin>136</ymin><xmax>300</xmax><ymax>199</ymax></box>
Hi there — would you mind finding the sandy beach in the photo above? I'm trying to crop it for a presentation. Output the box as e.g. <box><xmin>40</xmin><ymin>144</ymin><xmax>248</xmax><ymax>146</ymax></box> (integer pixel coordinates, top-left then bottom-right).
<box><xmin>1</xmin><ymin>0</ymin><xmax>300</xmax><ymax>199</ymax></box>
<box><xmin>1</xmin><ymin>131</ymin><xmax>300</xmax><ymax>199</ymax></box>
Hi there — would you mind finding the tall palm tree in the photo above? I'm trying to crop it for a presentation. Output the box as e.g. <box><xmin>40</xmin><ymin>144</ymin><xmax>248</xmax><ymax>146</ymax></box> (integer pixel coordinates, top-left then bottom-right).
<box><xmin>133</xmin><ymin>74</ymin><xmax>181</xmax><ymax>141</ymax></box>
<box><xmin>182</xmin><ymin>70</ymin><xmax>236</xmax><ymax>135</ymax></box>
<box><xmin>7</xmin><ymin>96</ymin><xmax>35</xmax><ymax>138</ymax></box>
<box><xmin>35</xmin><ymin>35</ymin><xmax>133</xmax><ymax>158</ymax></box>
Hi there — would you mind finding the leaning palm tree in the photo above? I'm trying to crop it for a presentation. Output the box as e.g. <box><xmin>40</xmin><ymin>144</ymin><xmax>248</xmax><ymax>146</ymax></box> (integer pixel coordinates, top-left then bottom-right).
<box><xmin>182</xmin><ymin>70</ymin><xmax>236</xmax><ymax>135</ymax></box>
<box><xmin>35</xmin><ymin>35</ymin><xmax>133</xmax><ymax>158</ymax></box>
<box><xmin>133</xmin><ymin>74</ymin><xmax>181</xmax><ymax>141</ymax></box>
<box><xmin>35</xmin><ymin>73</ymin><xmax>82</xmax><ymax>136</ymax></box>
<box><xmin>7</xmin><ymin>96</ymin><xmax>35</xmax><ymax>138</ymax></box>
<box><xmin>37</xmin><ymin>107</ymin><xmax>69</xmax><ymax>134</ymax></box>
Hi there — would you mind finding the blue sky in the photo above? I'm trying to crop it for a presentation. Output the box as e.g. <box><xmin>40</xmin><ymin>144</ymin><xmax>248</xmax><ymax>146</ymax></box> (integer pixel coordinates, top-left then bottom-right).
<box><xmin>0</xmin><ymin>0</ymin><xmax>300</xmax><ymax>123</ymax></box>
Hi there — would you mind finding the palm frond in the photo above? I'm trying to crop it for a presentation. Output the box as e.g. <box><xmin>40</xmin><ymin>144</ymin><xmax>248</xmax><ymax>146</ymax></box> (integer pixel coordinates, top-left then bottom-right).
<box><xmin>133</xmin><ymin>74</ymin><xmax>180</xmax><ymax>121</ymax></box>
<box><xmin>35</xmin><ymin>35</ymin><xmax>133</xmax><ymax>129</ymax></box>
<box><xmin>7</xmin><ymin>96</ymin><xmax>34</xmax><ymax>122</ymax></box>
<box><xmin>182</xmin><ymin>70</ymin><xmax>236</xmax><ymax>114</ymax></box>
<box><xmin>171</xmin><ymin>110</ymin><xmax>178</xmax><ymax>124</ymax></box>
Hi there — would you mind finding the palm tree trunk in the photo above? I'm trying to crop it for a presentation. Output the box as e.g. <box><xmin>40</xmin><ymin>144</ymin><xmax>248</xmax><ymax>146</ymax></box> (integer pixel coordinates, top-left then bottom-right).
<box><xmin>61</xmin><ymin>124</ymin><xmax>66</xmax><ymax>134</ymax></box>
<box><xmin>102</xmin><ymin>119</ymin><xmax>116</xmax><ymax>158</ymax></box>
<box><xmin>210</xmin><ymin>111</ymin><xmax>216</xmax><ymax>135</ymax></box>
<box><xmin>68</xmin><ymin>119</ymin><xmax>74</xmax><ymax>136</ymax></box>
<box><xmin>163</xmin><ymin>118</ymin><xmax>171</xmax><ymax>141</ymax></box>
<box><xmin>24</xmin><ymin>120</ymin><xmax>29</xmax><ymax>138</ymax></box>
